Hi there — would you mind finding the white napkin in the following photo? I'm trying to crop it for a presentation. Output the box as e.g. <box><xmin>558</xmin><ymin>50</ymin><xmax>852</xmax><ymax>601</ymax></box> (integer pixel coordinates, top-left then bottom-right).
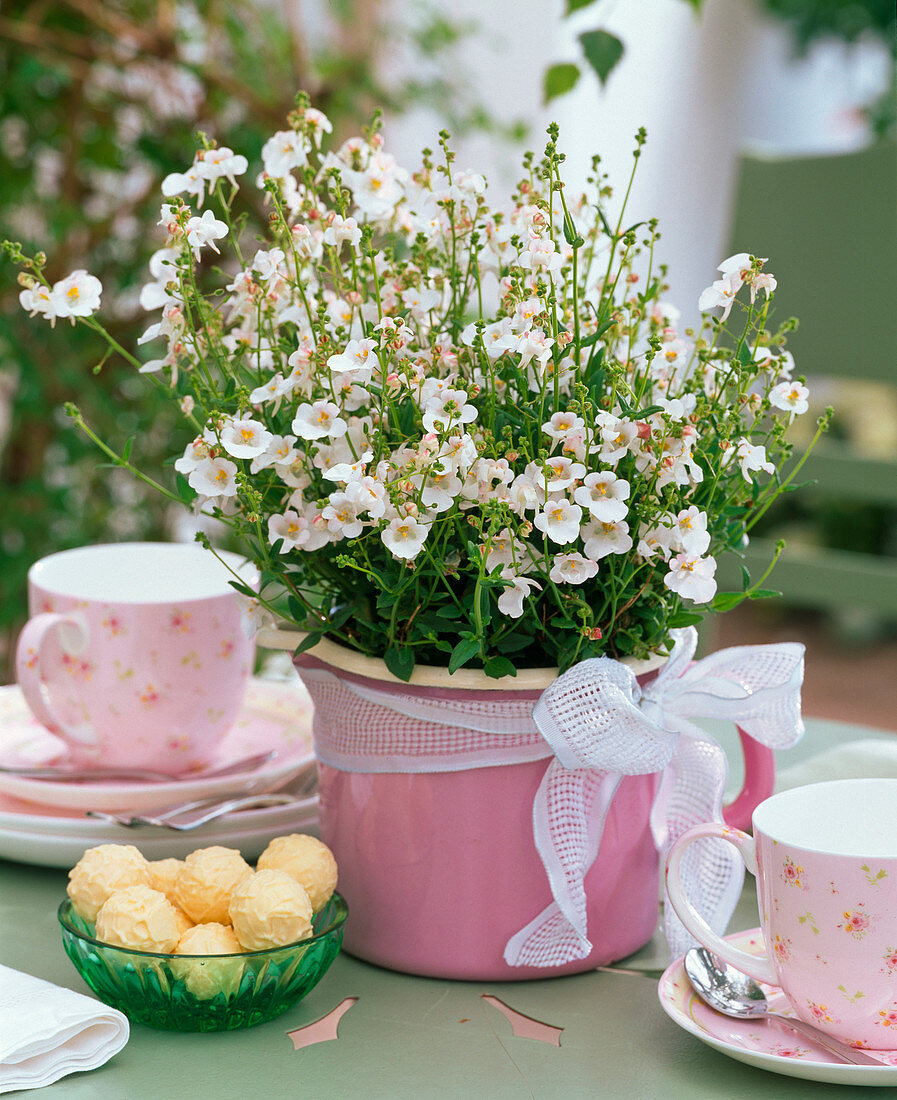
<box><xmin>774</xmin><ymin>738</ymin><xmax>897</xmax><ymax>793</ymax></box>
<box><xmin>0</xmin><ymin>965</ymin><xmax>129</xmax><ymax>1094</ymax></box>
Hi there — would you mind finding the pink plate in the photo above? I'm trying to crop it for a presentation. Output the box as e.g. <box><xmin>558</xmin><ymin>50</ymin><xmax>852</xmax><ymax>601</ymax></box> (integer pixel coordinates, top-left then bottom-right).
<box><xmin>659</xmin><ymin>928</ymin><xmax>897</xmax><ymax>1086</ymax></box>
<box><xmin>0</xmin><ymin>678</ymin><xmax>314</xmax><ymax>812</ymax></box>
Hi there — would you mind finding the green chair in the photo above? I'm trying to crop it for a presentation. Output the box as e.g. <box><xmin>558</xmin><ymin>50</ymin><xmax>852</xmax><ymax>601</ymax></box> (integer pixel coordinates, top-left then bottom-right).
<box><xmin>717</xmin><ymin>140</ymin><xmax>897</xmax><ymax>617</ymax></box>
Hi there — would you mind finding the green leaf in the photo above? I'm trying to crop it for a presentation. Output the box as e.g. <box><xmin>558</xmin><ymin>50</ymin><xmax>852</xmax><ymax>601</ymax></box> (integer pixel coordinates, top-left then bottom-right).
<box><xmin>566</xmin><ymin>0</ymin><xmax>597</xmax><ymax>12</ymax></box>
<box><xmin>329</xmin><ymin>604</ymin><xmax>355</xmax><ymax>630</ymax></box>
<box><xmin>749</xmin><ymin>588</ymin><xmax>783</xmax><ymax>600</ymax></box>
<box><xmin>228</xmin><ymin>580</ymin><xmax>258</xmax><ymax>599</ymax></box>
<box><xmin>436</xmin><ymin>604</ymin><xmax>467</xmax><ymax>619</ymax></box>
<box><xmin>544</xmin><ymin>63</ymin><xmax>581</xmax><ymax>104</ymax></box>
<box><xmin>578</xmin><ymin>30</ymin><xmax>624</xmax><ymax>88</ymax></box>
<box><xmin>292</xmin><ymin>632</ymin><xmax>323</xmax><ymax>655</ymax></box>
<box><xmin>384</xmin><ymin>646</ymin><xmax>415</xmax><ymax>682</ymax></box>
<box><xmin>484</xmin><ymin>656</ymin><xmax>517</xmax><ymax>679</ymax></box>
<box><xmin>449</xmin><ymin>637</ymin><xmax>480</xmax><ymax>674</ymax></box>
<box><xmin>121</xmin><ymin>436</ymin><xmax>134</xmax><ymax>463</ymax></box>
<box><xmin>740</xmin><ymin>565</ymin><xmax>752</xmax><ymax>591</ymax></box>
<box><xmin>711</xmin><ymin>591</ymin><xmax>745</xmax><ymax>612</ymax></box>
<box><xmin>667</xmin><ymin>611</ymin><xmax>704</xmax><ymax>628</ymax></box>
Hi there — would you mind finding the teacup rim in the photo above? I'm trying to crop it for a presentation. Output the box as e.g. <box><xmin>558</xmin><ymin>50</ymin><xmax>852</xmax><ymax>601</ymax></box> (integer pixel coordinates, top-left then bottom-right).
<box><xmin>29</xmin><ymin>542</ymin><xmax>257</xmax><ymax>605</ymax></box>
<box><xmin>754</xmin><ymin>777</ymin><xmax>897</xmax><ymax>859</ymax></box>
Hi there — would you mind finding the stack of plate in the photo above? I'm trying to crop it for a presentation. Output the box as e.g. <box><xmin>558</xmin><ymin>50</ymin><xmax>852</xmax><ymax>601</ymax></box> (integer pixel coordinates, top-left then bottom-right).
<box><xmin>0</xmin><ymin>678</ymin><xmax>318</xmax><ymax>866</ymax></box>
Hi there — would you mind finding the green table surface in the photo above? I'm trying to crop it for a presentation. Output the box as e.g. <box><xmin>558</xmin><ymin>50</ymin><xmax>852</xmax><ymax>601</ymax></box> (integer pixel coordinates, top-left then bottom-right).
<box><xmin>2</xmin><ymin>717</ymin><xmax>895</xmax><ymax>1099</ymax></box>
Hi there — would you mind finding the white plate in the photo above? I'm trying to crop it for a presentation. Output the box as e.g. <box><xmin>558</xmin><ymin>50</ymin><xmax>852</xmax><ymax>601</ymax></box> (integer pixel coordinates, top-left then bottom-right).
<box><xmin>659</xmin><ymin>927</ymin><xmax>897</xmax><ymax>1086</ymax></box>
<box><xmin>0</xmin><ymin>679</ymin><xmax>314</xmax><ymax>812</ymax></box>
<box><xmin>0</xmin><ymin>799</ymin><xmax>319</xmax><ymax>867</ymax></box>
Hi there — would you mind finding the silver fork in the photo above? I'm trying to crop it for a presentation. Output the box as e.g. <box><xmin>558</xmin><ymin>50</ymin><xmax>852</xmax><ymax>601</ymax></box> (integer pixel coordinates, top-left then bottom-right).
<box><xmin>87</xmin><ymin>768</ymin><xmax>317</xmax><ymax>830</ymax></box>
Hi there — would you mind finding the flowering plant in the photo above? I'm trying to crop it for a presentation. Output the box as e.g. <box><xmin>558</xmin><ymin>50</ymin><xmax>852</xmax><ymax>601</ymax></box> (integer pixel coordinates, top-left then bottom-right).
<box><xmin>6</xmin><ymin>97</ymin><xmax>829</xmax><ymax>680</ymax></box>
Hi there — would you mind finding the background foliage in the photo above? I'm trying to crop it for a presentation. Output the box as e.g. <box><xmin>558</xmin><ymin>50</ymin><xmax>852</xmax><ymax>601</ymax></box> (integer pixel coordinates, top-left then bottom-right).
<box><xmin>0</xmin><ymin>0</ymin><xmax>502</xmax><ymax>680</ymax></box>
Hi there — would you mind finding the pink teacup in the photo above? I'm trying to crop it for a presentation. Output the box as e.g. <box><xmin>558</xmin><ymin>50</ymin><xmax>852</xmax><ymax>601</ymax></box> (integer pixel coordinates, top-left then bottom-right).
<box><xmin>15</xmin><ymin>542</ymin><xmax>257</xmax><ymax>774</ymax></box>
<box><xmin>666</xmin><ymin>779</ymin><xmax>897</xmax><ymax>1049</ymax></box>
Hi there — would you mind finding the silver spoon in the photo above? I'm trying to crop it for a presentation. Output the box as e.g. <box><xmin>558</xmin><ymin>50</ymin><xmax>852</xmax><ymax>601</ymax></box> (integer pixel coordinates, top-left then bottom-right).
<box><xmin>0</xmin><ymin>750</ymin><xmax>277</xmax><ymax>784</ymax></box>
<box><xmin>684</xmin><ymin>947</ymin><xmax>883</xmax><ymax>1067</ymax></box>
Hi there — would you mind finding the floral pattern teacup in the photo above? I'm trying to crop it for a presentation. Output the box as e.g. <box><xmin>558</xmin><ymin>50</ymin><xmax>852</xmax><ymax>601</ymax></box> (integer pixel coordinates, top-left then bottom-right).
<box><xmin>666</xmin><ymin>779</ymin><xmax>897</xmax><ymax>1050</ymax></box>
<box><xmin>15</xmin><ymin>543</ymin><xmax>257</xmax><ymax>774</ymax></box>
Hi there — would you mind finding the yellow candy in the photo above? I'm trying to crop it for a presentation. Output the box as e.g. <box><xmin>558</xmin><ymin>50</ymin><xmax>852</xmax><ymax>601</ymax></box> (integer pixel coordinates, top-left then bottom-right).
<box><xmin>172</xmin><ymin>922</ymin><xmax>245</xmax><ymax>999</ymax></box>
<box><xmin>95</xmin><ymin>885</ymin><xmax>181</xmax><ymax>953</ymax></box>
<box><xmin>257</xmin><ymin>834</ymin><xmax>338</xmax><ymax>912</ymax></box>
<box><xmin>229</xmin><ymin>869</ymin><xmax>313</xmax><ymax>951</ymax></box>
<box><xmin>174</xmin><ymin>846</ymin><xmax>252</xmax><ymax>924</ymax></box>
<box><xmin>67</xmin><ymin>844</ymin><xmax>151</xmax><ymax>922</ymax></box>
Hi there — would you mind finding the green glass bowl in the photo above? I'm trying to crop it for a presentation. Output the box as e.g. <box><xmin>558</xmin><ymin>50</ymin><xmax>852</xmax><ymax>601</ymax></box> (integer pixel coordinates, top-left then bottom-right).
<box><xmin>58</xmin><ymin>893</ymin><xmax>348</xmax><ymax>1031</ymax></box>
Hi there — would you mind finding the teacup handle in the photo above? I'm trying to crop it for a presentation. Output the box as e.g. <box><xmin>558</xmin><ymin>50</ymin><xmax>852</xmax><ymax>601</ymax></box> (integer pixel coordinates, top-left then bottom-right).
<box><xmin>15</xmin><ymin>613</ymin><xmax>98</xmax><ymax>749</ymax></box>
<box><xmin>665</xmin><ymin>822</ymin><xmax>778</xmax><ymax>985</ymax></box>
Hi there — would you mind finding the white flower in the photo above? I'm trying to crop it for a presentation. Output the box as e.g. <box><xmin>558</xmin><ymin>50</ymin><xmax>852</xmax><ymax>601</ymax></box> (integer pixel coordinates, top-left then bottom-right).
<box><xmin>19</xmin><ymin>283</ymin><xmax>57</xmax><ymax>323</ymax></box>
<box><xmin>671</xmin><ymin>506</ymin><xmax>711</xmax><ymax>555</ymax></box>
<box><xmin>573</xmin><ymin>472</ymin><xmax>630</xmax><ymax>522</ymax></box>
<box><xmin>637</xmin><ymin>522</ymin><xmax>675</xmax><ymax>561</ymax></box>
<box><xmin>598</xmin><ymin>419</ymin><xmax>638</xmax><ymax>464</ymax></box>
<box><xmin>250</xmin><ymin>248</ymin><xmax>285</xmax><ymax>282</ymax></box>
<box><xmin>421</xmin><ymin>469</ymin><xmax>463</xmax><ymax>513</ymax></box>
<box><xmin>717</xmin><ymin>253</ymin><xmax>754</xmax><ymax>281</ymax></box>
<box><xmin>497</xmin><ymin>572</ymin><xmax>541</xmax><ymax>619</ymax></box>
<box><xmin>543</xmin><ymin>456</ymin><xmax>586</xmax><ymax>492</ymax></box>
<box><xmin>344</xmin><ymin>474</ymin><xmax>387</xmax><ymax>519</ymax></box>
<box><xmin>236</xmin><ymin>595</ymin><xmax>276</xmax><ymax>639</ymax></box>
<box><xmin>484</xmin><ymin>528</ymin><xmax>527</xmax><ymax>573</ymax></box>
<box><xmin>769</xmin><ymin>381</ymin><xmax>809</xmax><ymax>416</ymax></box>
<box><xmin>187</xmin><ymin>456</ymin><xmax>238</xmax><ymax>498</ymax></box>
<box><xmin>549</xmin><ymin>553</ymin><xmax>599</xmax><ymax>585</ymax></box>
<box><xmin>534</xmin><ymin>499</ymin><xmax>582</xmax><ymax>544</ymax></box>
<box><xmin>219</xmin><ymin>417</ymin><xmax>273</xmax><ymax>459</ymax></box>
<box><xmin>267</xmin><ymin>510</ymin><xmax>313</xmax><ymax>552</ymax></box>
<box><xmin>507</xmin><ymin>473</ymin><xmax>540</xmax><ymax>515</ymax></box>
<box><xmin>517</xmin><ymin>235</ymin><xmax>563</xmax><ymax>273</ymax></box>
<box><xmin>401</xmin><ymin>286</ymin><xmax>442</xmax><ymax>322</ymax></box>
<box><xmin>251</xmin><ymin>434</ymin><xmax>298</xmax><ymax>473</ymax></box>
<box><xmin>751</xmin><ymin>272</ymin><xmax>777</xmax><ymax>302</ymax></box>
<box><xmin>542</xmin><ymin>411</ymin><xmax>585</xmax><ymax>444</ymax></box>
<box><xmin>697</xmin><ymin>271</ymin><xmax>741</xmax><ymax>320</ymax></box>
<box><xmin>250</xmin><ymin>373</ymin><xmax>285</xmax><ymax>406</ymax></box>
<box><xmin>664</xmin><ymin>553</ymin><xmax>718</xmax><ymax>604</ymax></box>
<box><xmin>381</xmin><ymin>516</ymin><xmax>429</xmax><ymax>560</ymax></box>
<box><xmin>323</xmin><ymin>214</ymin><xmax>362</xmax><ymax>250</ymax></box>
<box><xmin>51</xmin><ymin>270</ymin><xmax>102</xmax><ymax>318</ymax></box>
<box><xmin>197</xmin><ymin>146</ymin><xmax>248</xmax><ymax>185</ymax></box>
<box><xmin>422</xmin><ymin>388</ymin><xmax>478</xmax><ymax>433</ymax></box>
<box><xmin>327</xmin><ymin>338</ymin><xmax>378</xmax><ymax>381</ymax></box>
<box><xmin>322</xmin><ymin>493</ymin><xmax>365</xmax><ymax>538</ymax></box>
<box><xmin>291</xmin><ymin>400</ymin><xmax>348</xmax><ymax>440</ymax></box>
<box><xmin>736</xmin><ymin>439</ymin><xmax>775</xmax><ymax>482</ymax></box>
<box><xmin>174</xmin><ymin>437</ymin><xmax>212</xmax><ymax>476</ymax></box>
<box><xmin>582</xmin><ymin>519</ymin><xmax>632</xmax><ymax>560</ymax></box>
<box><xmin>185</xmin><ymin>210</ymin><xmax>228</xmax><ymax>260</ymax></box>
<box><xmin>261</xmin><ymin>130</ymin><xmax>308</xmax><ymax>178</ymax></box>
<box><xmin>161</xmin><ymin>163</ymin><xmax>204</xmax><ymax>201</ymax></box>
<box><xmin>302</xmin><ymin>108</ymin><xmax>333</xmax><ymax>144</ymax></box>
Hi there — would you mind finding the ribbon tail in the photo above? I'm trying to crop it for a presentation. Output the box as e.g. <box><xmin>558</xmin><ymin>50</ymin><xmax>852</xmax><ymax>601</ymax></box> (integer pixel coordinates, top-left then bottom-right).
<box><xmin>504</xmin><ymin>760</ymin><xmax>621</xmax><ymax>967</ymax></box>
<box><xmin>660</xmin><ymin>729</ymin><xmax>744</xmax><ymax>961</ymax></box>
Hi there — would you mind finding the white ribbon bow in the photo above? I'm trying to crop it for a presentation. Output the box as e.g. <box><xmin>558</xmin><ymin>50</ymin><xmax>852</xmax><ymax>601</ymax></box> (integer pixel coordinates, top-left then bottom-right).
<box><xmin>297</xmin><ymin>626</ymin><xmax>804</xmax><ymax>969</ymax></box>
<box><xmin>504</xmin><ymin>628</ymin><xmax>805</xmax><ymax>966</ymax></box>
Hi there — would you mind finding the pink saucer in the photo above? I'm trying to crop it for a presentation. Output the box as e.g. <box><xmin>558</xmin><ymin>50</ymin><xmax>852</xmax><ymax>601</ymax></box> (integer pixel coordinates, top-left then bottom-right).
<box><xmin>0</xmin><ymin>678</ymin><xmax>314</xmax><ymax>813</ymax></box>
<box><xmin>659</xmin><ymin>928</ymin><xmax>897</xmax><ymax>1086</ymax></box>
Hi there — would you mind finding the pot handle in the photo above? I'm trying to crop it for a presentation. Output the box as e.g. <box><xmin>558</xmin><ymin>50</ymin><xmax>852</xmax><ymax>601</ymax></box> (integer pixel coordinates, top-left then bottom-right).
<box><xmin>721</xmin><ymin>726</ymin><xmax>775</xmax><ymax>831</ymax></box>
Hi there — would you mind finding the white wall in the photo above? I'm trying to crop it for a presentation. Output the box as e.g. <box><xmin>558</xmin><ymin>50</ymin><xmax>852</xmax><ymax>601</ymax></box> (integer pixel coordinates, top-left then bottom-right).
<box><xmin>383</xmin><ymin>0</ymin><xmax>890</xmax><ymax>325</ymax></box>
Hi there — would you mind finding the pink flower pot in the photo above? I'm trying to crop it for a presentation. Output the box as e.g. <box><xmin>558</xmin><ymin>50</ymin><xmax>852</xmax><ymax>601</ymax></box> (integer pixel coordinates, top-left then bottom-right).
<box><xmin>294</xmin><ymin>644</ymin><xmax>774</xmax><ymax>980</ymax></box>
